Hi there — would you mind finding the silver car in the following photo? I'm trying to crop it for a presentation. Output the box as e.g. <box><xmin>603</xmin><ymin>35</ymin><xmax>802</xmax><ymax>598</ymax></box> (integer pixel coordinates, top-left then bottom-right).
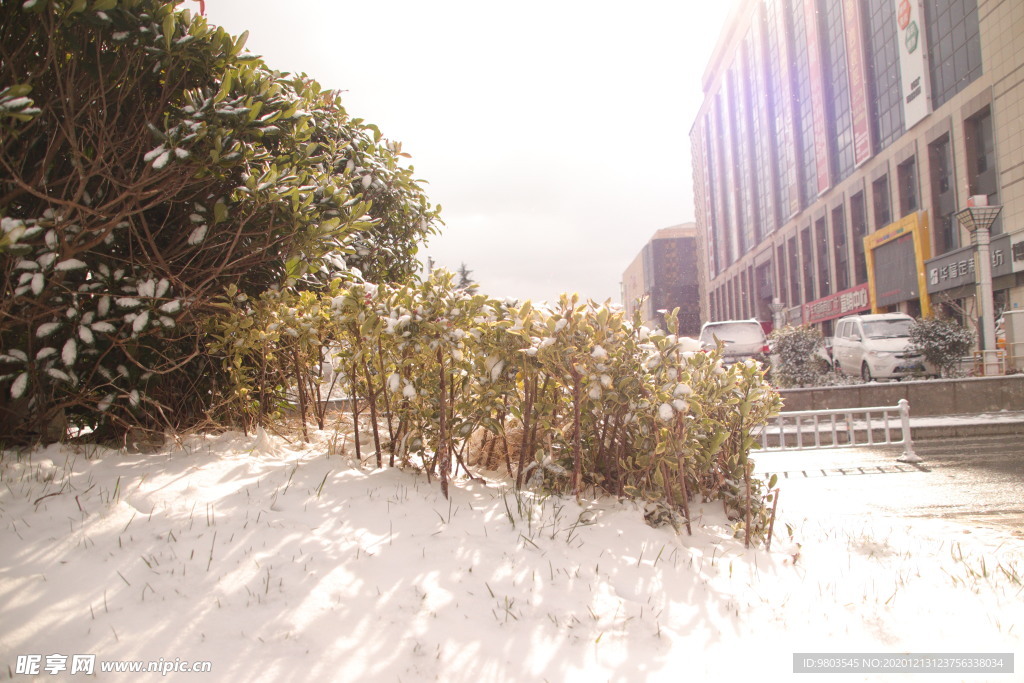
<box><xmin>832</xmin><ymin>313</ymin><xmax>932</xmax><ymax>381</ymax></box>
<box><xmin>698</xmin><ymin>320</ymin><xmax>770</xmax><ymax>366</ymax></box>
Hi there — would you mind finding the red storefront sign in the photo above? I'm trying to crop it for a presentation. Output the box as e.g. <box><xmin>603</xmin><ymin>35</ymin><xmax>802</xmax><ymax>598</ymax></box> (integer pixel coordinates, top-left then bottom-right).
<box><xmin>802</xmin><ymin>283</ymin><xmax>871</xmax><ymax>325</ymax></box>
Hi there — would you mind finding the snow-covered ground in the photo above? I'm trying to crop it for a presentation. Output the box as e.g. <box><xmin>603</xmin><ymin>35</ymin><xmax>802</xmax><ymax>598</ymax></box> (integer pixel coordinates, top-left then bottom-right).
<box><xmin>1</xmin><ymin>424</ymin><xmax>1021</xmax><ymax>682</ymax></box>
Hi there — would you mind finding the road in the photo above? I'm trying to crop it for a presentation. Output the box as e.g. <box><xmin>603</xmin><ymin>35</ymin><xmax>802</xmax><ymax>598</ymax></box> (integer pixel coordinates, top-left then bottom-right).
<box><xmin>753</xmin><ymin>434</ymin><xmax>1024</xmax><ymax>538</ymax></box>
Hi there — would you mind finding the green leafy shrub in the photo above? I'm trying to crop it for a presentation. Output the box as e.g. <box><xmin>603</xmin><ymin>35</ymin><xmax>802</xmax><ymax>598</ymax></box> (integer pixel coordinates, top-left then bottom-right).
<box><xmin>909</xmin><ymin>317</ymin><xmax>974</xmax><ymax>377</ymax></box>
<box><xmin>210</xmin><ymin>275</ymin><xmax>784</xmax><ymax>544</ymax></box>
<box><xmin>0</xmin><ymin>0</ymin><xmax>438</xmax><ymax>442</ymax></box>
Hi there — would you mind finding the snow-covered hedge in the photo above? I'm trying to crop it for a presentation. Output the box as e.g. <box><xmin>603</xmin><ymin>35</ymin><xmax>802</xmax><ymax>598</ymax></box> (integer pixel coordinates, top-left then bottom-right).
<box><xmin>768</xmin><ymin>325</ymin><xmax>829</xmax><ymax>388</ymax></box>
<box><xmin>908</xmin><ymin>317</ymin><xmax>974</xmax><ymax>377</ymax></box>
<box><xmin>211</xmin><ymin>271</ymin><xmax>783</xmax><ymax>544</ymax></box>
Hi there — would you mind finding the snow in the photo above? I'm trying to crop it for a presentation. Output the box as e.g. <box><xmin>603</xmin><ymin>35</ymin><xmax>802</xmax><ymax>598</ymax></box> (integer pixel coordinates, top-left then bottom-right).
<box><xmin>54</xmin><ymin>259</ymin><xmax>86</xmax><ymax>271</ymax></box>
<box><xmin>132</xmin><ymin>311</ymin><xmax>149</xmax><ymax>334</ymax></box>
<box><xmin>152</xmin><ymin>150</ymin><xmax>171</xmax><ymax>170</ymax></box>
<box><xmin>35</xmin><ymin>322</ymin><xmax>60</xmax><ymax>338</ymax></box>
<box><xmin>9</xmin><ymin>372</ymin><xmax>27</xmax><ymax>399</ymax></box>
<box><xmin>61</xmin><ymin>338</ymin><xmax>77</xmax><ymax>366</ymax></box>
<box><xmin>1</xmin><ymin>425</ymin><xmax>1021</xmax><ymax>682</ymax></box>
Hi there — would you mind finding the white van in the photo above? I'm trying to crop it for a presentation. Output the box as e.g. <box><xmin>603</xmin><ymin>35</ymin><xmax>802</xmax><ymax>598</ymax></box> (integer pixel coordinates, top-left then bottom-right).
<box><xmin>832</xmin><ymin>313</ymin><xmax>931</xmax><ymax>381</ymax></box>
<box><xmin>698</xmin><ymin>320</ymin><xmax>770</xmax><ymax>366</ymax></box>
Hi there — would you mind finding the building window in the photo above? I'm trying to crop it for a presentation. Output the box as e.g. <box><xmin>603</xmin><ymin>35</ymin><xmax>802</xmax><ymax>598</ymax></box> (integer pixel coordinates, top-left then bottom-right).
<box><xmin>821</xmin><ymin>0</ymin><xmax>855</xmax><ymax>182</ymax></box>
<box><xmin>850</xmin><ymin>192</ymin><xmax>868</xmax><ymax>285</ymax></box>
<box><xmin>864</xmin><ymin>0</ymin><xmax>904</xmax><ymax>151</ymax></box>
<box><xmin>789</xmin><ymin>0</ymin><xmax>818</xmax><ymax>207</ymax></box>
<box><xmin>740</xmin><ymin>268</ymin><xmax>750</xmax><ymax>318</ymax></box>
<box><xmin>788</xmin><ymin>236</ymin><xmax>801</xmax><ymax>305</ymax></box>
<box><xmin>713</xmin><ymin>96</ymin><xmax>736</xmax><ymax>267</ymax></box>
<box><xmin>776</xmin><ymin>244</ymin><xmax>787</xmax><ymax>304</ymax></box>
<box><xmin>728</xmin><ymin>68</ymin><xmax>756</xmax><ymax>256</ymax></box>
<box><xmin>929</xmin><ymin>134</ymin><xmax>958</xmax><ymax>253</ymax></box>
<box><xmin>756</xmin><ymin>262</ymin><xmax>773</xmax><ymax>321</ymax></box>
<box><xmin>815</xmin><ymin>217</ymin><xmax>831</xmax><ymax>297</ymax></box>
<box><xmin>801</xmin><ymin>227</ymin><xmax>816</xmax><ymax>302</ymax></box>
<box><xmin>965</xmin><ymin>108</ymin><xmax>1002</xmax><ymax>234</ymax></box>
<box><xmin>832</xmin><ymin>206</ymin><xmax>849</xmax><ymax>291</ymax></box>
<box><xmin>747</xmin><ymin>20</ymin><xmax>777</xmax><ymax>240</ymax></box>
<box><xmin>872</xmin><ymin>174</ymin><xmax>891</xmax><ymax>228</ymax></box>
<box><xmin>925</xmin><ymin>0</ymin><xmax>983</xmax><ymax>109</ymax></box>
<box><xmin>763</xmin><ymin>0</ymin><xmax>792</xmax><ymax>224</ymax></box>
<box><xmin>897</xmin><ymin>157</ymin><xmax>919</xmax><ymax>216</ymax></box>
<box><xmin>733</xmin><ymin>277</ymin><xmax>740</xmax><ymax>319</ymax></box>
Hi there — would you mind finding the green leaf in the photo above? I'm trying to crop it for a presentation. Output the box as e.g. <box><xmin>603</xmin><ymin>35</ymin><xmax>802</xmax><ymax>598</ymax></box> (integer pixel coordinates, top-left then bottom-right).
<box><xmin>233</xmin><ymin>30</ymin><xmax>249</xmax><ymax>56</ymax></box>
<box><xmin>215</xmin><ymin>72</ymin><xmax>233</xmax><ymax>104</ymax></box>
<box><xmin>92</xmin><ymin>0</ymin><xmax>117</xmax><ymax>10</ymax></box>
<box><xmin>5</xmin><ymin>84</ymin><xmax>32</xmax><ymax>98</ymax></box>
<box><xmin>162</xmin><ymin>12</ymin><xmax>175</xmax><ymax>50</ymax></box>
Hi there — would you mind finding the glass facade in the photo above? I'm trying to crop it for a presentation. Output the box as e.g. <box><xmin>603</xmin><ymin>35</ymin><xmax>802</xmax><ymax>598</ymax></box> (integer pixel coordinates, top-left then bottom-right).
<box><xmin>965</xmin><ymin>108</ymin><xmax>1001</xmax><ymax>234</ymax></box>
<box><xmin>776</xmin><ymin>244</ymin><xmax>787</xmax><ymax>303</ymax></box>
<box><xmin>872</xmin><ymin>174</ymin><xmax>891</xmax><ymax>228</ymax></box>
<box><xmin>864</xmin><ymin>0</ymin><xmax>904</xmax><ymax>151</ymax></box>
<box><xmin>801</xmin><ymin>227</ymin><xmax>816</xmax><ymax>302</ymax></box>
<box><xmin>748</xmin><ymin>14</ymin><xmax>778</xmax><ymax>240</ymax></box>
<box><xmin>831</xmin><ymin>205</ymin><xmax>849</xmax><ymax>291</ymax></box>
<box><xmin>897</xmin><ymin>157</ymin><xmax>919</xmax><ymax>217</ymax></box>
<box><xmin>729</xmin><ymin>65</ymin><xmax>757</xmax><ymax>256</ymax></box>
<box><xmin>815</xmin><ymin>217</ymin><xmax>831</xmax><ymax>297</ymax></box>
<box><xmin>711</xmin><ymin>97</ymin><xmax>734</xmax><ymax>269</ymax></box>
<box><xmin>788</xmin><ymin>235</ymin><xmax>801</xmax><ymax>304</ymax></box>
<box><xmin>929</xmin><ymin>134</ymin><xmax>958</xmax><ymax>253</ymax></box>
<box><xmin>693</xmin><ymin>0</ymin><xmax>1003</xmax><ymax>326</ymax></box>
<box><xmin>850</xmin><ymin>191</ymin><xmax>868</xmax><ymax>285</ymax></box>
<box><xmin>765</xmin><ymin>0</ymin><xmax>800</xmax><ymax>220</ymax></box>
<box><xmin>924</xmin><ymin>0</ymin><xmax>983</xmax><ymax>109</ymax></box>
<box><xmin>788</xmin><ymin>0</ymin><xmax>818</xmax><ymax>207</ymax></box>
<box><xmin>821</xmin><ymin>0</ymin><xmax>855</xmax><ymax>182</ymax></box>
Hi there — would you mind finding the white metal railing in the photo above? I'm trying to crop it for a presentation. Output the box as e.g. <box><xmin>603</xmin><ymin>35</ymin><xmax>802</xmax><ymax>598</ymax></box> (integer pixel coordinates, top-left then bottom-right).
<box><xmin>755</xmin><ymin>398</ymin><xmax>920</xmax><ymax>463</ymax></box>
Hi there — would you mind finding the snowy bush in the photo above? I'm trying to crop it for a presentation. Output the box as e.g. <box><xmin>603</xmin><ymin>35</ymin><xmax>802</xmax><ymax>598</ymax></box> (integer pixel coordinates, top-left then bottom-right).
<box><xmin>908</xmin><ymin>317</ymin><xmax>974</xmax><ymax>377</ymax></box>
<box><xmin>210</xmin><ymin>273</ymin><xmax>784</xmax><ymax>545</ymax></box>
<box><xmin>768</xmin><ymin>325</ymin><xmax>828</xmax><ymax>388</ymax></box>
<box><xmin>0</xmin><ymin>1</ymin><xmax>438</xmax><ymax>441</ymax></box>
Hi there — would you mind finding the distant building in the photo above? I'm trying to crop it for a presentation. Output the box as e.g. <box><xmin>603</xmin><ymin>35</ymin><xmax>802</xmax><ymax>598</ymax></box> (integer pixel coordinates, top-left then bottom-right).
<box><xmin>691</xmin><ymin>0</ymin><xmax>1024</xmax><ymax>336</ymax></box>
<box><xmin>621</xmin><ymin>224</ymin><xmax>702</xmax><ymax>336</ymax></box>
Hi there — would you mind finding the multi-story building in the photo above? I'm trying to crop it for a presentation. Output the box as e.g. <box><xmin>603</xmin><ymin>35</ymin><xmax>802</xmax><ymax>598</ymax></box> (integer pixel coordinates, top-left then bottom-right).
<box><xmin>621</xmin><ymin>224</ymin><xmax>702</xmax><ymax>335</ymax></box>
<box><xmin>691</xmin><ymin>0</ymin><xmax>1024</xmax><ymax>339</ymax></box>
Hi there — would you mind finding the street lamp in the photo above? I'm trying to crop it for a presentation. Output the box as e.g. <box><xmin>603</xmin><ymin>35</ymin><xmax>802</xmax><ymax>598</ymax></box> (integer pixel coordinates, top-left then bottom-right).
<box><xmin>955</xmin><ymin>195</ymin><xmax>1003</xmax><ymax>353</ymax></box>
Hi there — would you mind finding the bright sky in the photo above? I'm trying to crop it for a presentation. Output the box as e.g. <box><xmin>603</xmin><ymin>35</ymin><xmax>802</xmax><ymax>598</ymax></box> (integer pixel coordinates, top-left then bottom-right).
<box><xmin>200</xmin><ymin>0</ymin><xmax>737</xmax><ymax>303</ymax></box>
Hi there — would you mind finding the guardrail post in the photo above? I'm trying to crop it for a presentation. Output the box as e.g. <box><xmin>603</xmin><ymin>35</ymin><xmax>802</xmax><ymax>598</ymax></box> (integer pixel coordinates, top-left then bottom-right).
<box><xmin>896</xmin><ymin>398</ymin><xmax>922</xmax><ymax>463</ymax></box>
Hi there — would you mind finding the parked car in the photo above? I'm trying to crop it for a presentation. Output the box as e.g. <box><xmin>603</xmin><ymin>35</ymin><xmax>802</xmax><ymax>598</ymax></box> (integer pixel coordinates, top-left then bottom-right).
<box><xmin>698</xmin><ymin>319</ymin><xmax>771</xmax><ymax>366</ymax></box>
<box><xmin>832</xmin><ymin>313</ymin><xmax>932</xmax><ymax>381</ymax></box>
